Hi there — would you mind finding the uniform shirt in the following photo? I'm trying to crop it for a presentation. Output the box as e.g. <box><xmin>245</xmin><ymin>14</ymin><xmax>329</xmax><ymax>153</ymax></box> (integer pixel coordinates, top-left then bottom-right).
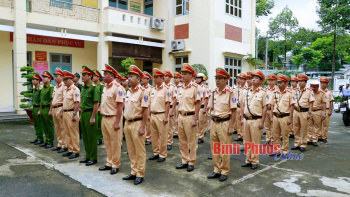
<box><xmin>177</xmin><ymin>82</ymin><xmax>201</xmax><ymax>113</ymax></box>
<box><xmin>175</xmin><ymin>83</ymin><xmax>182</xmax><ymax>104</ymax></box>
<box><xmin>271</xmin><ymin>89</ymin><xmax>295</xmax><ymax>114</ymax></box>
<box><xmin>96</xmin><ymin>81</ymin><xmax>104</xmax><ymax>102</ymax></box>
<box><xmin>101</xmin><ymin>81</ymin><xmax>124</xmax><ymax>115</ymax></box>
<box><xmin>80</xmin><ymin>81</ymin><xmax>100</xmax><ymax>110</ymax></box>
<box><xmin>40</xmin><ymin>83</ymin><xmax>54</xmax><ymax>106</ymax></box>
<box><xmin>234</xmin><ymin>86</ymin><xmax>244</xmax><ymax>107</ymax></box>
<box><xmin>208</xmin><ymin>85</ymin><xmax>237</xmax><ymax>118</ymax></box>
<box><xmin>150</xmin><ymin>84</ymin><xmax>171</xmax><ymax>113</ymax></box>
<box><xmin>265</xmin><ymin>86</ymin><xmax>278</xmax><ymax>105</ymax></box>
<box><xmin>342</xmin><ymin>86</ymin><xmax>350</xmax><ymax>96</ymax></box>
<box><xmin>124</xmin><ymin>84</ymin><xmax>149</xmax><ymax>120</ymax></box>
<box><xmin>293</xmin><ymin>87</ymin><xmax>315</xmax><ymax>108</ymax></box>
<box><xmin>33</xmin><ymin>86</ymin><xmax>42</xmax><ymax>106</ymax></box>
<box><xmin>75</xmin><ymin>83</ymin><xmax>83</xmax><ymax>91</ymax></box>
<box><xmin>52</xmin><ymin>82</ymin><xmax>65</xmax><ymax>106</ymax></box>
<box><xmin>200</xmin><ymin>84</ymin><xmax>209</xmax><ymax>105</ymax></box>
<box><xmin>242</xmin><ymin>87</ymin><xmax>268</xmax><ymax>117</ymax></box>
<box><xmin>143</xmin><ymin>84</ymin><xmax>152</xmax><ymax>105</ymax></box>
<box><xmin>323</xmin><ymin>89</ymin><xmax>334</xmax><ymax>109</ymax></box>
<box><xmin>165</xmin><ymin>83</ymin><xmax>177</xmax><ymax>106</ymax></box>
<box><xmin>311</xmin><ymin>90</ymin><xmax>326</xmax><ymax>110</ymax></box>
<box><xmin>63</xmin><ymin>85</ymin><xmax>80</xmax><ymax>110</ymax></box>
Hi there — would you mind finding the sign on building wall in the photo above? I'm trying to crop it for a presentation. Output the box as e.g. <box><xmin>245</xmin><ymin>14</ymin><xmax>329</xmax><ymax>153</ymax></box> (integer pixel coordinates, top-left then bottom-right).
<box><xmin>35</xmin><ymin>51</ymin><xmax>47</xmax><ymax>61</ymax></box>
<box><xmin>130</xmin><ymin>1</ymin><xmax>141</xmax><ymax>13</ymax></box>
<box><xmin>10</xmin><ymin>33</ymin><xmax>85</xmax><ymax>48</ymax></box>
<box><xmin>33</xmin><ymin>61</ymin><xmax>49</xmax><ymax>77</ymax></box>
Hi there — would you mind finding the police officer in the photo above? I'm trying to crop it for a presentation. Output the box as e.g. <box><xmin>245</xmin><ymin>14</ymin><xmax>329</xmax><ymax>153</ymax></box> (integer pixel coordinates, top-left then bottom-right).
<box><xmin>164</xmin><ymin>69</ymin><xmax>177</xmax><ymax>150</ymax></box>
<box><xmin>170</xmin><ymin>72</ymin><xmax>182</xmax><ymax>142</ymax></box>
<box><xmin>240</xmin><ymin>69</ymin><xmax>267</xmax><ymax>170</ymax></box>
<box><xmin>38</xmin><ymin>71</ymin><xmax>55</xmax><ymax>149</ymax></box>
<box><xmin>289</xmin><ymin>76</ymin><xmax>299</xmax><ymax>138</ymax></box>
<box><xmin>265</xmin><ymin>74</ymin><xmax>278</xmax><ymax>144</ymax></box>
<box><xmin>234</xmin><ymin>73</ymin><xmax>247</xmax><ymax>142</ymax></box>
<box><xmin>291</xmin><ymin>74</ymin><xmax>315</xmax><ymax>152</ymax></box>
<box><xmin>207</xmin><ymin>68</ymin><xmax>237</xmax><ymax>182</ymax></box>
<box><xmin>31</xmin><ymin>72</ymin><xmax>44</xmax><ymax>145</ymax></box>
<box><xmin>79</xmin><ymin>66</ymin><xmax>100</xmax><ymax>166</ymax></box>
<box><xmin>320</xmin><ymin>76</ymin><xmax>333</xmax><ymax>143</ymax></box>
<box><xmin>122</xmin><ymin>65</ymin><xmax>149</xmax><ymax>185</ymax></box>
<box><xmin>61</xmin><ymin>71</ymin><xmax>81</xmax><ymax>159</ymax></box>
<box><xmin>93</xmin><ymin>69</ymin><xmax>104</xmax><ymax>145</ymax></box>
<box><xmin>143</xmin><ymin>71</ymin><xmax>153</xmax><ymax>146</ymax></box>
<box><xmin>73</xmin><ymin>72</ymin><xmax>83</xmax><ymax>91</ymax></box>
<box><xmin>196</xmin><ymin>73</ymin><xmax>209</xmax><ymax>144</ymax></box>
<box><xmin>175</xmin><ymin>64</ymin><xmax>201</xmax><ymax>172</ymax></box>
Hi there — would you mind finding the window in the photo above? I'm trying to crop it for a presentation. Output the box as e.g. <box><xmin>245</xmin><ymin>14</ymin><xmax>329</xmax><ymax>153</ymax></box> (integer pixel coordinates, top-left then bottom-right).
<box><xmin>109</xmin><ymin>0</ymin><xmax>128</xmax><ymax>10</ymax></box>
<box><xmin>50</xmin><ymin>0</ymin><xmax>72</xmax><ymax>10</ymax></box>
<box><xmin>174</xmin><ymin>56</ymin><xmax>188</xmax><ymax>73</ymax></box>
<box><xmin>144</xmin><ymin>0</ymin><xmax>153</xmax><ymax>16</ymax></box>
<box><xmin>224</xmin><ymin>56</ymin><xmax>242</xmax><ymax>87</ymax></box>
<box><xmin>225</xmin><ymin>0</ymin><xmax>242</xmax><ymax>18</ymax></box>
<box><xmin>176</xmin><ymin>0</ymin><xmax>189</xmax><ymax>16</ymax></box>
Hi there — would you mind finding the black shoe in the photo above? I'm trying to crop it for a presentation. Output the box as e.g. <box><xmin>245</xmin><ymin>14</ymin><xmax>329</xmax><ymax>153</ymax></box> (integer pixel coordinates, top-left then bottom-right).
<box><xmin>289</xmin><ymin>134</ymin><xmax>294</xmax><ymax>138</ymax></box>
<box><xmin>198</xmin><ymin>139</ymin><xmax>204</xmax><ymax>144</ymax></box>
<box><xmin>251</xmin><ymin>164</ymin><xmax>258</xmax><ymax>170</ymax></box>
<box><xmin>208</xmin><ymin>156</ymin><xmax>212</xmax><ymax>160</ymax></box>
<box><xmin>263</xmin><ymin>131</ymin><xmax>266</xmax><ymax>135</ymax></box>
<box><xmin>39</xmin><ymin>143</ymin><xmax>47</xmax><ymax>147</ymax></box>
<box><xmin>323</xmin><ymin>139</ymin><xmax>327</xmax><ymax>143</ymax></box>
<box><xmin>173</xmin><ymin>135</ymin><xmax>178</xmax><ymax>138</ymax></box>
<box><xmin>34</xmin><ymin>140</ymin><xmax>43</xmax><ymax>145</ymax></box>
<box><xmin>62</xmin><ymin>152</ymin><xmax>72</xmax><ymax>157</ymax></box>
<box><xmin>234</xmin><ymin>138</ymin><xmax>243</xmax><ymax>141</ymax></box>
<box><xmin>86</xmin><ymin>160</ymin><xmax>98</xmax><ymax>166</ymax></box>
<box><xmin>122</xmin><ymin>174</ymin><xmax>136</xmax><ymax>180</ymax></box>
<box><xmin>312</xmin><ymin>142</ymin><xmax>318</xmax><ymax>146</ymax></box>
<box><xmin>58</xmin><ymin>148</ymin><xmax>68</xmax><ymax>153</ymax></box>
<box><xmin>187</xmin><ymin>165</ymin><xmax>194</xmax><ymax>172</ymax></box>
<box><xmin>300</xmin><ymin>147</ymin><xmax>305</xmax><ymax>152</ymax></box>
<box><xmin>307</xmin><ymin>141</ymin><xmax>313</xmax><ymax>145</ymax></box>
<box><xmin>157</xmin><ymin>157</ymin><xmax>166</xmax><ymax>162</ymax></box>
<box><xmin>97</xmin><ymin>141</ymin><xmax>103</xmax><ymax>145</ymax></box>
<box><xmin>318</xmin><ymin>138</ymin><xmax>323</xmax><ymax>141</ymax></box>
<box><xmin>219</xmin><ymin>175</ymin><xmax>227</xmax><ymax>182</ymax></box>
<box><xmin>45</xmin><ymin>144</ymin><xmax>53</xmax><ymax>149</ymax></box>
<box><xmin>69</xmin><ymin>153</ymin><xmax>79</xmax><ymax>159</ymax></box>
<box><xmin>51</xmin><ymin>147</ymin><xmax>60</xmax><ymax>151</ymax></box>
<box><xmin>79</xmin><ymin>158</ymin><xmax>89</xmax><ymax>163</ymax></box>
<box><xmin>269</xmin><ymin>152</ymin><xmax>281</xmax><ymax>156</ymax></box>
<box><xmin>110</xmin><ymin>168</ymin><xmax>119</xmax><ymax>175</ymax></box>
<box><xmin>240</xmin><ymin>147</ymin><xmax>245</xmax><ymax>151</ymax></box>
<box><xmin>145</xmin><ymin>141</ymin><xmax>151</xmax><ymax>146</ymax></box>
<box><xmin>134</xmin><ymin>177</ymin><xmax>144</xmax><ymax>185</ymax></box>
<box><xmin>176</xmin><ymin>164</ymin><xmax>188</xmax><ymax>169</ymax></box>
<box><xmin>167</xmin><ymin>145</ymin><xmax>172</xmax><ymax>150</ymax></box>
<box><xmin>99</xmin><ymin>166</ymin><xmax>112</xmax><ymax>171</ymax></box>
<box><xmin>241</xmin><ymin>163</ymin><xmax>252</xmax><ymax>167</ymax></box>
<box><xmin>291</xmin><ymin>146</ymin><xmax>300</xmax><ymax>150</ymax></box>
<box><xmin>207</xmin><ymin>172</ymin><xmax>221</xmax><ymax>179</ymax></box>
<box><xmin>233</xmin><ymin>131</ymin><xmax>237</xmax><ymax>134</ymax></box>
<box><xmin>30</xmin><ymin>139</ymin><xmax>38</xmax><ymax>143</ymax></box>
<box><xmin>149</xmin><ymin>155</ymin><xmax>159</xmax><ymax>160</ymax></box>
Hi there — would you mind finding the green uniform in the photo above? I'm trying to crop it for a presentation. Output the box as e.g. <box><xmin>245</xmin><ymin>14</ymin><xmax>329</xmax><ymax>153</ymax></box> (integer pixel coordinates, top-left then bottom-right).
<box><xmin>97</xmin><ymin>82</ymin><xmax>104</xmax><ymax>142</ymax></box>
<box><xmin>40</xmin><ymin>83</ymin><xmax>54</xmax><ymax>145</ymax></box>
<box><xmin>33</xmin><ymin>86</ymin><xmax>44</xmax><ymax>141</ymax></box>
<box><xmin>81</xmin><ymin>81</ymin><xmax>100</xmax><ymax>161</ymax></box>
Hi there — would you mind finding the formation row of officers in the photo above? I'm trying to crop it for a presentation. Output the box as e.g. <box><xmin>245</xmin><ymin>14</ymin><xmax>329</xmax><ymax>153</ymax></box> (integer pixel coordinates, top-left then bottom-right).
<box><xmin>29</xmin><ymin>63</ymin><xmax>333</xmax><ymax>184</ymax></box>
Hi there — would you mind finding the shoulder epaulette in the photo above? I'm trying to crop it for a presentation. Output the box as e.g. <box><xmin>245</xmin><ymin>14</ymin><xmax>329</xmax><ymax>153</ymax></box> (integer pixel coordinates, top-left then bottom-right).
<box><xmin>140</xmin><ymin>86</ymin><xmax>145</xmax><ymax>91</ymax></box>
<box><xmin>92</xmin><ymin>84</ymin><xmax>96</xmax><ymax>87</ymax></box>
<box><xmin>115</xmin><ymin>82</ymin><xmax>120</xmax><ymax>87</ymax></box>
<box><xmin>49</xmin><ymin>84</ymin><xmax>53</xmax><ymax>87</ymax></box>
<box><xmin>227</xmin><ymin>88</ymin><xmax>233</xmax><ymax>93</ymax></box>
<box><xmin>192</xmin><ymin>83</ymin><xmax>198</xmax><ymax>87</ymax></box>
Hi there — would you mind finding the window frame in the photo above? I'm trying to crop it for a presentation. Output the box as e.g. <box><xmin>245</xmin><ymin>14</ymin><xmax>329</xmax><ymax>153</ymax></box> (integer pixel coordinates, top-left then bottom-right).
<box><xmin>225</xmin><ymin>0</ymin><xmax>242</xmax><ymax>19</ymax></box>
<box><xmin>224</xmin><ymin>56</ymin><xmax>242</xmax><ymax>87</ymax></box>
<box><xmin>144</xmin><ymin>0</ymin><xmax>153</xmax><ymax>16</ymax></box>
<box><xmin>109</xmin><ymin>0</ymin><xmax>128</xmax><ymax>10</ymax></box>
<box><xmin>174</xmin><ymin>56</ymin><xmax>189</xmax><ymax>73</ymax></box>
<box><xmin>175</xmin><ymin>0</ymin><xmax>189</xmax><ymax>16</ymax></box>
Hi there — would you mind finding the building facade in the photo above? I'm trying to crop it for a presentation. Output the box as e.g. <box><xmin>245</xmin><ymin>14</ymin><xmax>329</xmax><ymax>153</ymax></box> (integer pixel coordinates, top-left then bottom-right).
<box><xmin>0</xmin><ymin>0</ymin><xmax>255</xmax><ymax>113</ymax></box>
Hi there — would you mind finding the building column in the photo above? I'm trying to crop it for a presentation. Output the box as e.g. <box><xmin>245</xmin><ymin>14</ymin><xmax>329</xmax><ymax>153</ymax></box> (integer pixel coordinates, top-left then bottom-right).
<box><xmin>97</xmin><ymin>0</ymin><xmax>109</xmax><ymax>71</ymax></box>
<box><xmin>13</xmin><ymin>0</ymin><xmax>27</xmax><ymax>114</ymax></box>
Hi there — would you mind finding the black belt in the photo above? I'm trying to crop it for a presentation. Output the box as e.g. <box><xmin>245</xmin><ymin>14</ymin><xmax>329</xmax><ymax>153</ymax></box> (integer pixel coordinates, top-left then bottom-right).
<box><xmin>267</xmin><ymin>107</ymin><xmax>271</xmax><ymax>110</ymax></box>
<box><xmin>41</xmin><ymin>105</ymin><xmax>50</xmax><ymax>108</ymax></box>
<box><xmin>177</xmin><ymin>102</ymin><xmax>179</xmax><ymax>106</ymax></box>
<box><xmin>294</xmin><ymin>107</ymin><xmax>309</xmax><ymax>112</ymax></box>
<box><xmin>180</xmin><ymin>112</ymin><xmax>195</xmax><ymax>116</ymax></box>
<box><xmin>63</xmin><ymin>109</ymin><xmax>74</xmax><ymax>112</ymax></box>
<box><xmin>273</xmin><ymin>113</ymin><xmax>290</xmax><ymax>118</ymax></box>
<box><xmin>312</xmin><ymin>109</ymin><xmax>322</xmax><ymax>112</ymax></box>
<box><xmin>237</xmin><ymin>104</ymin><xmax>240</xmax><ymax>108</ymax></box>
<box><xmin>127</xmin><ymin>117</ymin><xmax>143</xmax><ymax>122</ymax></box>
<box><xmin>53</xmin><ymin>105</ymin><xmax>63</xmax><ymax>109</ymax></box>
<box><xmin>103</xmin><ymin>115</ymin><xmax>115</xmax><ymax>118</ymax></box>
<box><xmin>212</xmin><ymin>116</ymin><xmax>230</xmax><ymax>123</ymax></box>
<box><xmin>151</xmin><ymin>112</ymin><xmax>165</xmax><ymax>115</ymax></box>
<box><xmin>33</xmin><ymin>105</ymin><xmax>40</xmax><ymax>108</ymax></box>
<box><xmin>244</xmin><ymin>115</ymin><xmax>262</xmax><ymax>120</ymax></box>
<box><xmin>201</xmin><ymin>105</ymin><xmax>205</xmax><ymax>108</ymax></box>
<box><xmin>81</xmin><ymin>108</ymin><xmax>93</xmax><ymax>113</ymax></box>
<box><xmin>326</xmin><ymin>108</ymin><xmax>330</xmax><ymax>109</ymax></box>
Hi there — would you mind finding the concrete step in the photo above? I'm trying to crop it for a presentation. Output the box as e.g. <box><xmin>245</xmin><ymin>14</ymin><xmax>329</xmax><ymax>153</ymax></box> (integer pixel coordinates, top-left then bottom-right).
<box><xmin>0</xmin><ymin>112</ymin><xmax>30</xmax><ymax>123</ymax></box>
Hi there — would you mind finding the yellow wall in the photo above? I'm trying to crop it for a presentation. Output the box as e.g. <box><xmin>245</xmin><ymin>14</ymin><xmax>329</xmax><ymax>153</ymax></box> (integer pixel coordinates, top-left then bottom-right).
<box><xmin>82</xmin><ymin>0</ymin><xmax>98</xmax><ymax>8</ymax></box>
<box><xmin>0</xmin><ymin>31</ymin><xmax>14</xmax><ymax>107</ymax></box>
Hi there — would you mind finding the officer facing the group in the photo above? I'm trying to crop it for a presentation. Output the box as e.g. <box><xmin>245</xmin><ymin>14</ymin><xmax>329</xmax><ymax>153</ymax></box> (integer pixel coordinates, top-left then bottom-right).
<box><xmin>207</xmin><ymin>68</ymin><xmax>237</xmax><ymax>182</ymax></box>
<box><xmin>31</xmin><ymin>72</ymin><xmax>44</xmax><ymax>145</ymax></box>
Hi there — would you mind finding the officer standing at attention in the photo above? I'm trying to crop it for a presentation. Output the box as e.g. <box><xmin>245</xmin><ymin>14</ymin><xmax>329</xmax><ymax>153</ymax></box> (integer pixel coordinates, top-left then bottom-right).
<box><xmin>320</xmin><ymin>76</ymin><xmax>333</xmax><ymax>143</ymax></box>
<box><xmin>31</xmin><ymin>72</ymin><xmax>44</xmax><ymax>145</ymax></box>
<box><xmin>73</xmin><ymin>72</ymin><xmax>83</xmax><ymax>91</ymax></box>
<box><xmin>171</xmin><ymin>72</ymin><xmax>182</xmax><ymax>141</ymax></box>
<box><xmin>196</xmin><ymin>73</ymin><xmax>209</xmax><ymax>144</ymax></box>
<box><xmin>38</xmin><ymin>71</ymin><xmax>55</xmax><ymax>149</ymax></box>
<box><xmin>142</xmin><ymin>71</ymin><xmax>153</xmax><ymax>146</ymax></box>
<box><xmin>234</xmin><ymin>73</ymin><xmax>247</xmax><ymax>142</ymax></box>
<box><xmin>289</xmin><ymin>76</ymin><xmax>299</xmax><ymax>138</ymax></box>
<box><xmin>93</xmin><ymin>69</ymin><xmax>104</xmax><ymax>146</ymax></box>
<box><xmin>207</xmin><ymin>68</ymin><xmax>237</xmax><ymax>182</ymax></box>
<box><xmin>175</xmin><ymin>64</ymin><xmax>201</xmax><ymax>172</ymax></box>
<box><xmin>264</xmin><ymin>74</ymin><xmax>278</xmax><ymax>144</ymax></box>
<box><xmin>164</xmin><ymin>69</ymin><xmax>177</xmax><ymax>150</ymax></box>
<box><xmin>122</xmin><ymin>65</ymin><xmax>149</xmax><ymax>185</ymax></box>
<box><xmin>79</xmin><ymin>66</ymin><xmax>100</xmax><ymax>166</ymax></box>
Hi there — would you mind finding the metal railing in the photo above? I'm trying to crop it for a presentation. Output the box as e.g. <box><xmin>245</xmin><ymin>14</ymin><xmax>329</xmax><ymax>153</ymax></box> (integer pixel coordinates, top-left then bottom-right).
<box><xmin>0</xmin><ymin>0</ymin><xmax>12</xmax><ymax>8</ymax></box>
<box><xmin>28</xmin><ymin>0</ymin><xmax>100</xmax><ymax>22</ymax></box>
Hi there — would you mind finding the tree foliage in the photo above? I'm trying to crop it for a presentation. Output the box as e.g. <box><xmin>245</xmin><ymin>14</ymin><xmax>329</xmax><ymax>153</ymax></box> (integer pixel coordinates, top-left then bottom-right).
<box><xmin>291</xmin><ymin>48</ymin><xmax>324</xmax><ymax>72</ymax></box>
<box><xmin>192</xmin><ymin>64</ymin><xmax>208</xmax><ymax>78</ymax></box>
<box><xmin>256</xmin><ymin>0</ymin><xmax>275</xmax><ymax>18</ymax></box>
<box><xmin>245</xmin><ymin>54</ymin><xmax>264</xmax><ymax>69</ymax></box>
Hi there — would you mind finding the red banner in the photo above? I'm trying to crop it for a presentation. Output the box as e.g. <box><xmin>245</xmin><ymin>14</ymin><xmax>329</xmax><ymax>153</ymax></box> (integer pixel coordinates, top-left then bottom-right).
<box><xmin>35</xmin><ymin>51</ymin><xmax>47</xmax><ymax>61</ymax></box>
<box><xmin>10</xmin><ymin>32</ymin><xmax>84</xmax><ymax>48</ymax></box>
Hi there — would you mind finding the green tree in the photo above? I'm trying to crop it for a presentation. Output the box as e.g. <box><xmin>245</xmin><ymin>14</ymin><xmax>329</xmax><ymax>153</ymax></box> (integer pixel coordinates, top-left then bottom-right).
<box><xmin>291</xmin><ymin>48</ymin><xmax>324</xmax><ymax>74</ymax></box>
<box><xmin>118</xmin><ymin>57</ymin><xmax>135</xmax><ymax>77</ymax></box>
<box><xmin>245</xmin><ymin>54</ymin><xmax>264</xmax><ymax>69</ymax></box>
<box><xmin>192</xmin><ymin>64</ymin><xmax>208</xmax><ymax>78</ymax></box>
<box><xmin>256</xmin><ymin>0</ymin><xmax>275</xmax><ymax>18</ymax></box>
<box><xmin>317</xmin><ymin>0</ymin><xmax>350</xmax><ymax>86</ymax></box>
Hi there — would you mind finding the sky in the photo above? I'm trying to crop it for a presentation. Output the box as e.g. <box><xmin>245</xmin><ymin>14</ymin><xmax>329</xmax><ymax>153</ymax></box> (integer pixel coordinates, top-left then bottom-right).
<box><xmin>255</xmin><ymin>0</ymin><xmax>321</xmax><ymax>35</ymax></box>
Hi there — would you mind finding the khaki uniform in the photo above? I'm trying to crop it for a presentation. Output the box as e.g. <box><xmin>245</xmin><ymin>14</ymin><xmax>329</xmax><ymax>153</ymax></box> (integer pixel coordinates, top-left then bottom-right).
<box><xmin>288</xmin><ymin>87</ymin><xmax>297</xmax><ymax>136</ymax></box>
<box><xmin>293</xmin><ymin>88</ymin><xmax>315</xmax><ymax>148</ymax></box>
<box><xmin>198</xmin><ymin>84</ymin><xmax>209</xmax><ymax>141</ymax></box>
<box><xmin>264</xmin><ymin>86</ymin><xmax>277</xmax><ymax>142</ymax></box>
<box><xmin>101</xmin><ymin>81</ymin><xmax>124</xmax><ymax>168</ymax></box>
<box><xmin>52</xmin><ymin>82</ymin><xmax>67</xmax><ymax>149</ymax></box>
<box><xmin>208</xmin><ymin>86</ymin><xmax>237</xmax><ymax>175</ymax></box>
<box><xmin>241</xmin><ymin>87</ymin><xmax>267</xmax><ymax>164</ymax></box>
<box><xmin>150</xmin><ymin>84</ymin><xmax>171</xmax><ymax>158</ymax></box>
<box><xmin>167</xmin><ymin>83</ymin><xmax>177</xmax><ymax>145</ymax></box>
<box><xmin>307</xmin><ymin>90</ymin><xmax>325</xmax><ymax>142</ymax></box>
<box><xmin>271</xmin><ymin>89</ymin><xmax>295</xmax><ymax>153</ymax></box>
<box><xmin>144</xmin><ymin>85</ymin><xmax>153</xmax><ymax>142</ymax></box>
<box><xmin>234</xmin><ymin>86</ymin><xmax>245</xmax><ymax>139</ymax></box>
<box><xmin>177</xmin><ymin>82</ymin><xmax>201</xmax><ymax>165</ymax></box>
<box><xmin>62</xmin><ymin>85</ymin><xmax>80</xmax><ymax>153</ymax></box>
<box><xmin>124</xmin><ymin>84</ymin><xmax>149</xmax><ymax>177</ymax></box>
<box><xmin>322</xmin><ymin>89</ymin><xmax>333</xmax><ymax>140</ymax></box>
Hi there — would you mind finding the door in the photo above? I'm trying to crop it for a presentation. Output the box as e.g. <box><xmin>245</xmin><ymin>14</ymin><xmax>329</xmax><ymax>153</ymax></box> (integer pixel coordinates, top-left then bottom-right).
<box><xmin>50</xmin><ymin>53</ymin><xmax>72</xmax><ymax>85</ymax></box>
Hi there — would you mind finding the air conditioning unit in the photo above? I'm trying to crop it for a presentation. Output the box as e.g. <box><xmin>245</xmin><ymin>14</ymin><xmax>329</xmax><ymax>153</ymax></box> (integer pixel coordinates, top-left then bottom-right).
<box><xmin>171</xmin><ymin>39</ymin><xmax>185</xmax><ymax>51</ymax></box>
<box><xmin>150</xmin><ymin>17</ymin><xmax>164</xmax><ymax>30</ymax></box>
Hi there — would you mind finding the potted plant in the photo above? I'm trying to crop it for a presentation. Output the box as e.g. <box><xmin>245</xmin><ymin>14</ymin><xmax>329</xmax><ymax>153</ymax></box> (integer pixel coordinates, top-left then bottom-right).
<box><xmin>19</xmin><ymin>65</ymin><xmax>34</xmax><ymax>123</ymax></box>
<box><xmin>272</xmin><ymin>62</ymin><xmax>283</xmax><ymax>70</ymax></box>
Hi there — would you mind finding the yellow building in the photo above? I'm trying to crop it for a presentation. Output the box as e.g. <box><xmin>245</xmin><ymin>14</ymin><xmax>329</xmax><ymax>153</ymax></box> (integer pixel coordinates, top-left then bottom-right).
<box><xmin>0</xmin><ymin>0</ymin><xmax>255</xmax><ymax>113</ymax></box>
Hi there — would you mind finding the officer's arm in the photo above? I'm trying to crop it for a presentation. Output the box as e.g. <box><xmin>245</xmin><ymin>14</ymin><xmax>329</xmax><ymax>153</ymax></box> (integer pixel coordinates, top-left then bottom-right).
<box><xmin>203</xmin><ymin>97</ymin><xmax>209</xmax><ymax>110</ymax></box>
<box><xmin>115</xmin><ymin>102</ymin><xmax>123</xmax><ymax>127</ymax></box>
<box><xmin>73</xmin><ymin>101</ymin><xmax>80</xmax><ymax>114</ymax></box>
<box><xmin>141</xmin><ymin>107</ymin><xmax>148</xmax><ymax>129</ymax></box>
<box><xmin>229</xmin><ymin>108</ymin><xmax>237</xmax><ymax>129</ymax></box>
<box><xmin>194</xmin><ymin>100</ymin><xmax>201</xmax><ymax>121</ymax></box>
<box><xmin>261</xmin><ymin>105</ymin><xmax>267</xmax><ymax>123</ymax></box>
<box><xmin>92</xmin><ymin>102</ymin><xmax>99</xmax><ymax>118</ymax></box>
<box><xmin>289</xmin><ymin>104</ymin><xmax>294</xmax><ymax>117</ymax></box>
<box><xmin>309</xmin><ymin>101</ymin><xmax>314</xmax><ymax>114</ymax></box>
<box><xmin>165</xmin><ymin>101</ymin><xmax>170</xmax><ymax>118</ymax></box>
<box><xmin>240</xmin><ymin>102</ymin><xmax>245</xmax><ymax>120</ymax></box>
